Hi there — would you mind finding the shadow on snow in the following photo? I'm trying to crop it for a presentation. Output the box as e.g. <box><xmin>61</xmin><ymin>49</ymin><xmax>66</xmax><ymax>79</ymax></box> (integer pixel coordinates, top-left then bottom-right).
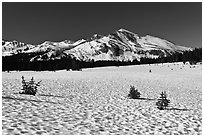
<box><xmin>128</xmin><ymin>97</ymin><xmax>156</xmax><ymax>101</ymax></box>
<box><xmin>167</xmin><ymin>107</ymin><xmax>190</xmax><ymax>111</ymax></box>
<box><xmin>2</xmin><ymin>96</ymin><xmax>58</xmax><ymax>104</ymax></box>
<box><xmin>38</xmin><ymin>94</ymin><xmax>65</xmax><ymax>98</ymax></box>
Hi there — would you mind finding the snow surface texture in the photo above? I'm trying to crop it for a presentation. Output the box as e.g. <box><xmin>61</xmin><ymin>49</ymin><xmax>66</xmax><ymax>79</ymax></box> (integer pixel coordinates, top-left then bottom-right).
<box><xmin>2</xmin><ymin>63</ymin><xmax>202</xmax><ymax>135</ymax></box>
<box><xmin>2</xmin><ymin>29</ymin><xmax>192</xmax><ymax>62</ymax></box>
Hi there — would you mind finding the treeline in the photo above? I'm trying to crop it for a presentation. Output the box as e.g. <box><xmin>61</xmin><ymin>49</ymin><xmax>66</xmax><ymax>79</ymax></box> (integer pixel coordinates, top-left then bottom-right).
<box><xmin>2</xmin><ymin>48</ymin><xmax>202</xmax><ymax>71</ymax></box>
<box><xmin>140</xmin><ymin>48</ymin><xmax>202</xmax><ymax>64</ymax></box>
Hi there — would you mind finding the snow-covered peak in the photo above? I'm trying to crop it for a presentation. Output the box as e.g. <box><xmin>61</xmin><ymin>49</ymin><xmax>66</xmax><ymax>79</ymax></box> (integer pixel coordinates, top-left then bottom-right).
<box><xmin>40</xmin><ymin>41</ymin><xmax>54</xmax><ymax>45</ymax></box>
<box><xmin>89</xmin><ymin>33</ymin><xmax>104</xmax><ymax>41</ymax></box>
<box><xmin>73</xmin><ymin>39</ymin><xmax>86</xmax><ymax>45</ymax></box>
<box><xmin>93</xmin><ymin>33</ymin><xmax>99</xmax><ymax>38</ymax></box>
<box><xmin>118</xmin><ymin>28</ymin><xmax>136</xmax><ymax>34</ymax></box>
<box><xmin>2</xmin><ymin>40</ymin><xmax>36</xmax><ymax>56</ymax></box>
<box><xmin>2</xmin><ymin>28</ymin><xmax>192</xmax><ymax>62</ymax></box>
<box><xmin>62</xmin><ymin>40</ymin><xmax>74</xmax><ymax>44</ymax></box>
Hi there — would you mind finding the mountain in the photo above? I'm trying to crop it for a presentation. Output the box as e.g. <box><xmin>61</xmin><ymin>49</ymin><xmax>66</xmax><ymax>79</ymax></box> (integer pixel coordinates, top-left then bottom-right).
<box><xmin>2</xmin><ymin>40</ymin><xmax>36</xmax><ymax>56</ymax></box>
<box><xmin>2</xmin><ymin>29</ymin><xmax>192</xmax><ymax>63</ymax></box>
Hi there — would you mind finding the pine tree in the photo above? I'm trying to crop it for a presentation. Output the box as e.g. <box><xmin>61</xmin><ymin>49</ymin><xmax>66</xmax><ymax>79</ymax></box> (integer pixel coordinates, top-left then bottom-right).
<box><xmin>128</xmin><ymin>85</ymin><xmax>141</xmax><ymax>99</ymax></box>
<box><xmin>20</xmin><ymin>76</ymin><xmax>41</xmax><ymax>95</ymax></box>
<box><xmin>156</xmin><ymin>91</ymin><xmax>170</xmax><ymax>110</ymax></box>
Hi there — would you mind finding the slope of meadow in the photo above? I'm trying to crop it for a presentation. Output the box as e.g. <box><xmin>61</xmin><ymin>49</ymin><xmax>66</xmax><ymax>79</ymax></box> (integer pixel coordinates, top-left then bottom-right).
<box><xmin>2</xmin><ymin>62</ymin><xmax>202</xmax><ymax>135</ymax></box>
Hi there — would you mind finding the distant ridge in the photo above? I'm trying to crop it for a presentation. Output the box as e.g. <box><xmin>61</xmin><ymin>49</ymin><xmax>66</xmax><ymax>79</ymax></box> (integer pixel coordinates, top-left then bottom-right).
<box><xmin>2</xmin><ymin>28</ymin><xmax>192</xmax><ymax>63</ymax></box>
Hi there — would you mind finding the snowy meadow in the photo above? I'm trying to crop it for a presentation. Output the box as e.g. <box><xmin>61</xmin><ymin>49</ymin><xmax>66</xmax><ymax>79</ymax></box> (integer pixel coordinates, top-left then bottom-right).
<box><xmin>2</xmin><ymin>62</ymin><xmax>202</xmax><ymax>135</ymax></box>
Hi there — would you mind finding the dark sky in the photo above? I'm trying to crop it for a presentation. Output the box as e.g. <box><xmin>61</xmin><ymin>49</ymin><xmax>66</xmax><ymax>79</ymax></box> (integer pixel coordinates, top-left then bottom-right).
<box><xmin>2</xmin><ymin>2</ymin><xmax>202</xmax><ymax>48</ymax></box>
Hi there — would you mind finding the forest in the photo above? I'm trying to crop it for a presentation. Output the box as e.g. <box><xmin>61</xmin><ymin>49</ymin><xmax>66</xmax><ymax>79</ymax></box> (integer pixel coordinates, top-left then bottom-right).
<box><xmin>2</xmin><ymin>48</ymin><xmax>202</xmax><ymax>71</ymax></box>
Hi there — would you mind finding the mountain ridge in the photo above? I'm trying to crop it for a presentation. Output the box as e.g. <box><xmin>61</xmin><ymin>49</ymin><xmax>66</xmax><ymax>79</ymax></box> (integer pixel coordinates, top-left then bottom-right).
<box><xmin>2</xmin><ymin>28</ymin><xmax>192</xmax><ymax>62</ymax></box>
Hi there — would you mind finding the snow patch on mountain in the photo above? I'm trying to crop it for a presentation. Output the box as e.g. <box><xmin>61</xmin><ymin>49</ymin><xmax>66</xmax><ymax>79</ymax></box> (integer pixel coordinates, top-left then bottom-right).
<box><xmin>2</xmin><ymin>29</ymin><xmax>192</xmax><ymax>62</ymax></box>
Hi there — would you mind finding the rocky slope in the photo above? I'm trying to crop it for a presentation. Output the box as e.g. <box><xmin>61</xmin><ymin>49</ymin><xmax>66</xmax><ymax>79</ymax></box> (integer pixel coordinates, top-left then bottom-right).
<box><xmin>2</xmin><ymin>29</ymin><xmax>192</xmax><ymax>62</ymax></box>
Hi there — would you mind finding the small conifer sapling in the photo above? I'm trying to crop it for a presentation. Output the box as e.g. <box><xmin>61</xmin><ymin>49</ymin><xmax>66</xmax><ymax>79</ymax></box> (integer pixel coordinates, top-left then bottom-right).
<box><xmin>128</xmin><ymin>85</ymin><xmax>141</xmax><ymax>99</ymax></box>
<box><xmin>20</xmin><ymin>76</ymin><xmax>41</xmax><ymax>96</ymax></box>
<box><xmin>156</xmin><ymin>91</ymin><xmax>170</xmax><ymax>110</ymax></box>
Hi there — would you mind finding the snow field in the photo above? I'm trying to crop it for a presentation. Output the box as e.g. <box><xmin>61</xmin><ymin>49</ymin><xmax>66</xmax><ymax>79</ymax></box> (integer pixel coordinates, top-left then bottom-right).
<box><xmin>2</xmin><ymin>62</ymin><xmax>202</xmax><ymax>135</ymax></box>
